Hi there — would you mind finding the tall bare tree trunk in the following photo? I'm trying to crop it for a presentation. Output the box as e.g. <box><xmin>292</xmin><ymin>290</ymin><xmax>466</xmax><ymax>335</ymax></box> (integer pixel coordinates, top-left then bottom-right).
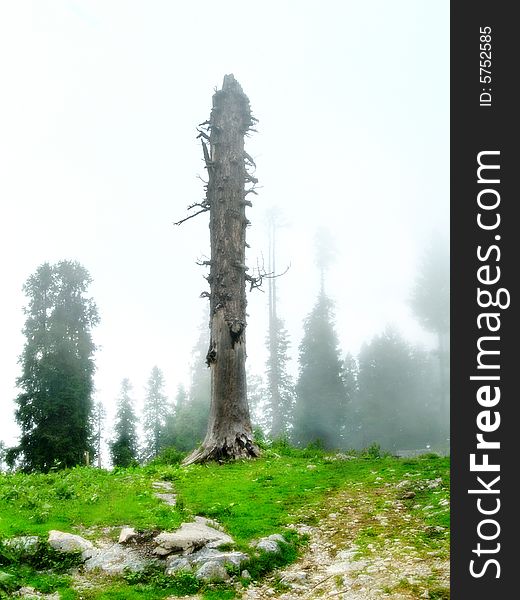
<box><xmin>184</xmin><ymin>75</ymin><xmax>260</xmax><ymax>464</ymax></box>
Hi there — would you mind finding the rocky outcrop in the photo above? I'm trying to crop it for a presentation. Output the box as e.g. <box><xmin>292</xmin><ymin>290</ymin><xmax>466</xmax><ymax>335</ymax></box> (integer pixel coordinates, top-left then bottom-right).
<box><xmin>153</xmin><ymin>517</ymin><xmax>233</xmax><ymax>556</ymax></box>
<box><xmin>83</xmin><ymin>542</ymin><xmax>151</xmax><ymax>574</ymax></box>
<box><xmin>12</xmin><ymin>522</ymin><xmax>292</xmax><ymax>584</ymax></box>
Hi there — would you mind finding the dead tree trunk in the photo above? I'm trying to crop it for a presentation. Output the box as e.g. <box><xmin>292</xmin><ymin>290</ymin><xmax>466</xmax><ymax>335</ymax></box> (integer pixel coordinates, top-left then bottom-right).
<box><xmin>183</xmin><ymin>75</ymin><xmax>260</xmax><ymax>464</ymax></box>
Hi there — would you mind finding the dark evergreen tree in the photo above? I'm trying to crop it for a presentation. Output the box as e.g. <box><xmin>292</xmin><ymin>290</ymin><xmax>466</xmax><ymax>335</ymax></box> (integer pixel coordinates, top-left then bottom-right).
<box><xmin>293</xmin><ymin>290</ymin><xmax>346</xmax><ymax>448</ymax></box>
<box><xmin>142</xmin><ymin>366</ymin><xmax>170</xmax><ymax>461</ymax></box>
<box><xmin>247</xmin><ymin>370</ymin><xmax>268</xmax><ymax>435</ymax></box>
<box><xmin>356</xmin><ymin>328</ymin><xmax>435</xmax><ymax>451</ymax></box>
<box><xmin>13</xmin><ymin>261</ymin><xmax>98</xmax><ymax>472</ymax></box>
<box><xmin>265</xmin><ymin>319</ymin><xmax>295</xmax><ymax>438</ymax></box>
<box><xmin>110</xmin><ymin>378</ymin><xmax>139</xmax><ymax>467</ymax></box>
<box><xmin>342</xmin><ymin>352</ymin><xmax>360</xmax><ymax>448</ymax></box>
<box><xmin>162</xmin><ymin>384</ymin><xmax>183</xmax><ymax>448</ymax></box>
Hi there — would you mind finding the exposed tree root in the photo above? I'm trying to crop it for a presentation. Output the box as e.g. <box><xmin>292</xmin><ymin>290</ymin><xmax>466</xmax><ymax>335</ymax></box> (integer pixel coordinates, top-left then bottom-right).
<box><xmin>182</xmin><ymin>433</ymin><xmax>260</xmax><ymax>466</ymax></box>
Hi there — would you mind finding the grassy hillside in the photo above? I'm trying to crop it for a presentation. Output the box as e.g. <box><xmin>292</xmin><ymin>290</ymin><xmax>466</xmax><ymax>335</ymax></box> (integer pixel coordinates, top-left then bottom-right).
<box><xmin>0</xmin><ymin>448</ymin><xmax>450</xmax><ymax>599</ymax></box>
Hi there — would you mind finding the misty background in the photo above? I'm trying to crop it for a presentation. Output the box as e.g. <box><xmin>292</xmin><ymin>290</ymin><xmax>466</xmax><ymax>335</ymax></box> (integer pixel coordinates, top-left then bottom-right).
<box><xmin>0</xmin><ymin>1</ymin><xmax>449</xmax><ymax>452</ymax></box>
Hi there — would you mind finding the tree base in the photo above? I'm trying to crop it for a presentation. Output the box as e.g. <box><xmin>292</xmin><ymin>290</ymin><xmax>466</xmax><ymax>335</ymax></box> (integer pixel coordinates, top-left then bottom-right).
<box><xmin>182</xmin><ymin>433</ymin><xmax>260</xmax><ymax>466</ymax></box>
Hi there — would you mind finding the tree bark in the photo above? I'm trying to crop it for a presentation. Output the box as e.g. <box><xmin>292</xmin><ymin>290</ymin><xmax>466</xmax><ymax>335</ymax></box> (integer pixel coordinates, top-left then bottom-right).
<box><xmin>184</xmin><ymin>75</ymin><xmax>260</xmax><ymax>464</ymax></box>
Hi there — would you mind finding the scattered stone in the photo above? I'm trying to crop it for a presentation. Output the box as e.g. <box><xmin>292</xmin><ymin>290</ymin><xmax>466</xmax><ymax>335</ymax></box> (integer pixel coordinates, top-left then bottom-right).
<box><xmin>401</xmin><ymin>491</ymin><xmax>416</xmax><ymax>500</ymax></box>
<box><xmin>118</xmin><ymin>527</ymin><xmax>137</xmax><ymax>544</ymax></box>
<box><xmin>154</xmin><ymin>520</ymin><xmax>234</xmax><ymax>556</ymax></box>
<box><xmin>306</xmin><ymin>464</ymin><xmax>317</xmax><ymax>470</ymax></box>
<box><xmin>48</xmin><ymin>530</ymin><xmax>94</xmax><ymax>558</ymax></box>
<box><xmin>241</xmin><ymin>569</ymin><xmax>251</xmax><ymax>579</ymax></box>
<box><xmin>396</xmin><ymin>480</ymin><xmax>411</xmax><ymax>489</ymax></box>
<box><xmin>12</xmin><ymin>587</ymin><xmax>59</xmax><ymax>599</ymax></box>
<box><xmin>337</xmin><ymin>453</ymin><xmax>355</xmax><ymax>460</ymax></box>
<box><xmin>281</xmin><ymin>571</ymin><xmax>307</xmax><ymax>583</ymax></box>
<box><xmin>427</xmin><ymin>478</ymin><xmax>443</xmax><ymax>489</ymax></box>
<box><xmin>194</xmin><ymin>560</ymin><xmax>229</xmax><ymax>582</ymax></box>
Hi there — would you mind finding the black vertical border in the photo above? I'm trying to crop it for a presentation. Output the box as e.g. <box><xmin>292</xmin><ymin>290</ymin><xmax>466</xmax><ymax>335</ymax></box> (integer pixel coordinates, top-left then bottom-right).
<box><xmin>451</xmin><ymin>3</ymin><xmax>517</xmax><ymax>598</ymax></box>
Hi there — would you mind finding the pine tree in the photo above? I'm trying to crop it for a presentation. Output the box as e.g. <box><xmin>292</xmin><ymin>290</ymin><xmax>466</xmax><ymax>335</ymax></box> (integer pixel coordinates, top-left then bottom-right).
<box><xmin>170</xmin><ymin>321</ymin><xmax>211</xmax><ymax>452</ymax></box>
<box><xmin>13</xmin><ymin>261</ymin><xmax>98</xmax><ymax>472</ymax></box>
<box><xmin>247</xmin><ymin>370</ymin><xmax>268</xmax><ymax>435</ymax></box>
<box><xmin>265</xmin><ymin>318</ymin><xmax>295</xmax><ymax>439</ymax></box>
<box><xmin>410</xmin><ymin>236</ymin><xmax>449</xmax><ymax>443</ymax></box>
<box><xmin>110</xmin><ymin>379</ymin><xmax>139</xmax><ymax>467</ymax></box>
<box><xmin>342</xmin><ymin>353</ymin><xmax>360</xmax><ymax>448</ymax></box>
<box><xmin>142</xmin><ymin>367</ymin><xmax>170</xmax><ymax>461</ymax></box>
<box><xmin>293</xmin><ymin>291</ymin><xmax>346</xmax><ymax>448</ymax></box>
<box><xmin>356</xmin><ymin>328</ymin><xmax>434</xmax><ymax>451</ymax></box>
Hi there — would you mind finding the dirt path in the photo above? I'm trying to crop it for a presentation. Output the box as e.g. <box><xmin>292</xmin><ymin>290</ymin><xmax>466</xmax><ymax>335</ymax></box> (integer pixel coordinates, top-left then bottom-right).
<box><xmin>242</xmin><ymin>482</ymin><xmax>449</xmax><ymax>599</ymax></box>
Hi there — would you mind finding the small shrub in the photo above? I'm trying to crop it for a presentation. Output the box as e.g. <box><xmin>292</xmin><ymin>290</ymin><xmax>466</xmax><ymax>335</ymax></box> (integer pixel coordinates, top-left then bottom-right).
<box><xmin>240</xmin><ymin>540</ymin><xmax>299</xmax><ymax>580</ymax></box>
<box><xmin>151</xmin><ymin>447</ymin><xmax>186</xmax><ymax>466</ymax></box>
<box><xmin>124</xmin><ymin>565</ymin><xmax>200</xmax><ymax>595</ymax></box>
<box><xmin>364</xmin><ymin>443</ymin><xmax>382</xmax><ymax>459</ymax></box>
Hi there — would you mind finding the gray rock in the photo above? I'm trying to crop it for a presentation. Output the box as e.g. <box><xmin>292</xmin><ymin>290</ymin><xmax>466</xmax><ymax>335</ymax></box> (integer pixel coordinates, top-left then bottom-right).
<box><xmin>83</xmin><ymin>543</ymin><xmax>150</xmax><ymax>574</ymax></box>
<box><xmin>118</xmin><ymin>527</ymin><xmax>137</xmax><ymax>544</ymax></box>
<box><xmin>252</xmin><ymin>533</ymin><xmax>286</xmax><ymax>554</ymax></box>
<box><xmin>154</xmin><ymin>521</ymin><xmax>233</xmax><ymax>555</ymax></box>
<box><xmin>48</xmin><ymin>530</ymin><xmax>94</xmax><ymax>558</ymax></box>
<box><xmin>256</xmin><ymin>539</ymin><xmax>280</xmax><ymax>553</ymax></box>
<box><xmin>164</xmin><ymin>557</ymin><xmax>192</xmax><ymax>575</ymax></box>
<box><xmin>189</xmin><ymin>548</ymin><xmax>248</xmax><ymax>568</ymax></box>
<box><xmin>266</xmin><ymin>534</ymin><xmax>286</xmax><ymax>544</ymax></box>
<box><xmin>241</xmin><ymin>569</ymin><xmax>251</xmax><ymax>579</ymax></box>
<box><xmin>195</xmin><ymin>560</ymin><xmax>230</xmax><ymax>582</ymax></box>
<box><xmin>5</xmin><ymin>536</ymin><xmax>39</xmax><ymax>555</ymax></box>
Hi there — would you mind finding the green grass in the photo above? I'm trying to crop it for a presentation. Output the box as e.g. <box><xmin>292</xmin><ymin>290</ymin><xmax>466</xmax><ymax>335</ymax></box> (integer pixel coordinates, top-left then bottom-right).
<box><xmin>0</xmin><ymin>467</ymin><xmax>184</xmax><ymax>538</ymax></box>
<box><xmin>0</xmin><ymin>450</ymin><xmax>450</xmax><ymax>599</ymax></box>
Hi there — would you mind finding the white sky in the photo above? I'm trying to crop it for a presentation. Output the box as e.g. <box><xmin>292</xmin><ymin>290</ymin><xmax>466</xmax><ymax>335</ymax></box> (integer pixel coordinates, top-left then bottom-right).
<box><xmin>0</xmin><ymin>0</ymin><xmax>449</xmax><ymax>447</ymax></box>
